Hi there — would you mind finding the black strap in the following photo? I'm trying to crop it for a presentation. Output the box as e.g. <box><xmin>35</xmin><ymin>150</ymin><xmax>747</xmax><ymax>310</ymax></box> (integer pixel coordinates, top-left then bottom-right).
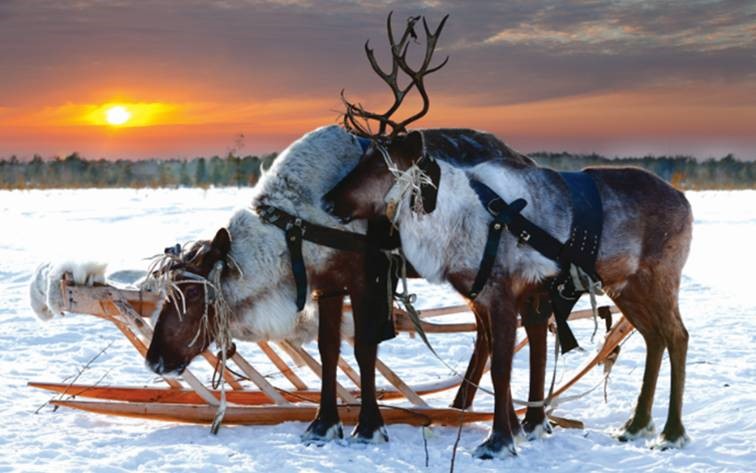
<box><xmin>359</xmin><ymin>218</ymin><xmax>401</xmax><ymax>344</ymax></box>
<box><xmin>469</xmin><ymin>180</ymin><xmax>565</xmax><ymax>263</ymax></box>
<box><xmin>556</xmin><ymin>171</ymin><xmax>603</xmax><ymax>275</ymax></box>
<box><xmin>548</xmin><ymin>171</ymin><xmax>604</xmax><ymax>352</ymax></box>
<box><xmin>468</xmin><ymin>180</ymin><xmax>527</xmax><ymax>298</ymax></box>
<box><xmin>257</xmin><ymin>205</ymin><xmax>369</xmax><ymax>253</ymax></box>
<box><xmin>284</xmin><ymin>222</ymin><xmax>308</xmax><ymax>311</ymax></box>
<box><xmin>468</xmin><ymin>174</ymin><xmax>603</xmax><ymax>354</ymax></box>
<box><xmin>257</xmin><ymin>205</ymin><xmax>371</xmax><ymax>311</ymax></box>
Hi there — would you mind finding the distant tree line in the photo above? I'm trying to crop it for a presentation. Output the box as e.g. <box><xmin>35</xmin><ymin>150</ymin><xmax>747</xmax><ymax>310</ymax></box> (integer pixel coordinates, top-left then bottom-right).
<box><xmin>0</xmin><ymin>152</ymin><xmax>277</xmax><ymax>189</ymax></box>
<box><xmin>0</xmin><ymin>151</ymin><xmax>753</xmax><ymax>190</ymax></box>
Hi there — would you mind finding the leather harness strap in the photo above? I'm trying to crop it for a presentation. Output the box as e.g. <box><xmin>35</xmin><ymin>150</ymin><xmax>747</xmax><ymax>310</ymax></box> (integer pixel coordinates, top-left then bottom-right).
<box><xmin>467</xmin><ymin>180</ymin><xmax>528</xmax><ymax>299</ymax></box>
<box><xmin>468</xmin><ymin>171</ymin><xmax>604</xmax><ymax>353</ymax></box>
<box><xmin>547</xmin><ymin>171</ymin><xmax>604</xmax><ymax>352</ymax></box>
<box><xmin>256</xmin><ymin>205</ymin><xmax>370</xmax><ymax>311</ymax></box>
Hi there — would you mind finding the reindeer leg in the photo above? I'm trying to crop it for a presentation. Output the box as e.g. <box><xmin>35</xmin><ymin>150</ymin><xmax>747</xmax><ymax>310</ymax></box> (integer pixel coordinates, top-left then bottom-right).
<box><xmin>521</xmin><ymin>320</ymin><xmax>551</xmax><ymax>439</ymax></box>
<box><xmin>349</xmin><ymin>285</ymin><xmax>387</xmax><ymax>443</ymax></box>
<box><xmin>472</xmin><ymin>296</ymin><xmax>518</xmax><ymax>459</ymax></box>
<box><xmin>655</xmin><ymin>304</ymin><xmax>689</xmax><ymax>449</ymax></box>
<box><xmin>451</xmin><ymin>309</ymin><xmax>490</xmax><ymax>409</ymax></box>
<box><xmin>613</xmin><ymin>277</ymin><xmax>666</xmax><ymax>442</ymax></box>
<box><xmin>301</xmin><ymin>295</ymin><xmax>344</xmax><ymax>444</ymax></box>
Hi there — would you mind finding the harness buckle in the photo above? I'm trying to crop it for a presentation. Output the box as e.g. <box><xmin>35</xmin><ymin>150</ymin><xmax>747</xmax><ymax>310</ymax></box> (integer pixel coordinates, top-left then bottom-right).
<box><xmin>518</xmin><ymin>230</ymin><xmax>531</xmax><ymax>246</ymax></box>
<box><xmin>486</xmin><ymin>198</ymin><xmax>503</xmax><ymax>216</ymax></box>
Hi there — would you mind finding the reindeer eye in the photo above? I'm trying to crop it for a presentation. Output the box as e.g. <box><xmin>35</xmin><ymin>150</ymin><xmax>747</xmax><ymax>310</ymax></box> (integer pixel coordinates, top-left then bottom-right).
<box><xmin>185</xmin><ymin>286</ymin><xmax>201</xmax><ymax>299</ymax></box>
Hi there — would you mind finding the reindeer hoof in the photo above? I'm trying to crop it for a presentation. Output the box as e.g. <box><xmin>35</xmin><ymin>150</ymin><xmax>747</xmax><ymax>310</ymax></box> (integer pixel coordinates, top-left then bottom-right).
<box><xmin>350</xmin><ymin>425</ymin><xmax>389</xmax><ymax>444</ymax></box>
<box><xmin>616</xmin><ymin>420</ymin><xmax>655</xmax><ymax>442</ymax></box>
<box><xmin>301</xmin><ymin>420</ymin><xmax>343</xmax><ymax>445</ymax></box>
<box><xmin>472</xmin><ymin>432</ymin><xmax>517</xmax><ymax>460</ymax></box>
<box><xmin>652</xmin><ymin>430</ymin><xmax>690</xmax><ymax>450</ymax></box>
<box><xmin>522</xmin><ymin>417</ymin><xmax>552</xmax><ymax>441</ymax></box>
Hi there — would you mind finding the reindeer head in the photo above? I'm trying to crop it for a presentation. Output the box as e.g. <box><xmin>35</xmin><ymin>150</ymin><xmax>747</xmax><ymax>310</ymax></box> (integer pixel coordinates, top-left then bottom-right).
<box><xmin>324</xmin><ymin>131</ymin><xmax>440</xmax><ymax>223</ymax></box>
<box><xmin>145</xmin><ymin>228</ymin><xmax>233</xmax><ymax>376</ymax></box>
<box><xmin>324</xmin><ymin>12</ymin><xmax>447</xmax><ymax>223</ymax></box>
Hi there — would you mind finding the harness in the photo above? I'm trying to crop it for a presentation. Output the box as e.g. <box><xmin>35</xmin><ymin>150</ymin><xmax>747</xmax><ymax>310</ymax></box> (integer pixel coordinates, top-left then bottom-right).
<box><xmin>379</xmin><ymin>148</ymin><xmax>440</xmax><ymax>225</ymax></box>
<box><xmin>468</xmin><ymin>171</ymin><xmax>604</xmax><ymax>353</ymax></box>
<box><xmin>256</xmin><ymin>205</ymin><xmax>401</xmax><ymax>344</ymax></box>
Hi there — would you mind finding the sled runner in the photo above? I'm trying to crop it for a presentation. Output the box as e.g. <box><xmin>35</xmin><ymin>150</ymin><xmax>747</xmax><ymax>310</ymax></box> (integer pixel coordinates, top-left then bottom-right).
<box><xmin>29</xmin><ymin>274</ymin><xmax>633</xmax><ymax>428</ymax></box>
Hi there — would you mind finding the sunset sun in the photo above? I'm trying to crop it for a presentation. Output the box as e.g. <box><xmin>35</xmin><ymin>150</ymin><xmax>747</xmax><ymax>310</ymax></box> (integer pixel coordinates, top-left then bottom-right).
<box><xmin>105</xmin><ymin>105</ymin><xmax>131</xmax><ymax>126</ymax></box>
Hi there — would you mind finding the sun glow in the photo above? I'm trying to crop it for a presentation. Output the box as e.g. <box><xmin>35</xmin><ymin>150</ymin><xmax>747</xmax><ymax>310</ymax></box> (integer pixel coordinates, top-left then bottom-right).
<box><xmin>105</xmin><ymin>106</ymin><xmax>131</xmax><ymax>126</ymax></box>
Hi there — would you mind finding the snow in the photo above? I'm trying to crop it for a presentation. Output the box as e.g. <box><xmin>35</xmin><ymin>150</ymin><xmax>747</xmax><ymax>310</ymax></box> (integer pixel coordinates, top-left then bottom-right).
<box><xmin>1</xmin><ymin>188</ymin><xmax>755</xmax><ymax>472</ymax></box>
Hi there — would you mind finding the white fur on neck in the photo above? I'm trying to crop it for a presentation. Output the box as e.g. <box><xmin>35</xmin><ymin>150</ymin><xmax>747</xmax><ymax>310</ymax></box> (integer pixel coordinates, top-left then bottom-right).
<box><xmin>395</xmin><ymin>160</ymin><xmax>567</xmax><ymax>287</ymax></box>
<box><xmin>220</xmin><ymin>126</ymin><xmax>364</xmax><ymax>344</ymax></box>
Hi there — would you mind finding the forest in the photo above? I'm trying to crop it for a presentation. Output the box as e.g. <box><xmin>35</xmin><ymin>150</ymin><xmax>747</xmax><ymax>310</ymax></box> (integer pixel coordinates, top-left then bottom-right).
<box><xmin>0</xmin><ymin>151</ymin><xmax>753</xmax><ymax>190</ymax></box>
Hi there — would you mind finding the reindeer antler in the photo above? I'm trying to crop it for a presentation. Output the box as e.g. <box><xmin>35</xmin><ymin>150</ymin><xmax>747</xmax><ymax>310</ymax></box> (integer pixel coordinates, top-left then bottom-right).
<box><xmin>342</xmin><ymin>11</ymin><xmax>449</xmax><ymax>140</ymax></box>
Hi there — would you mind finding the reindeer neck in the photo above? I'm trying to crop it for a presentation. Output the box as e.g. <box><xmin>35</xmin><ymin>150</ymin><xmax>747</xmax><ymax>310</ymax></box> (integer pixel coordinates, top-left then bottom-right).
<box><xmin>394</xmin><ymin>161</ymin><xmax>568</xmax><ymax>285</ymax></box>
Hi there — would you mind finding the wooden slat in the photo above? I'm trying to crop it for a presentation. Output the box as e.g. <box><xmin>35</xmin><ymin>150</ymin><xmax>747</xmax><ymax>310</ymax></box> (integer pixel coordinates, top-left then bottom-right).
<box><xmin>337</xmin><ymin>357</ymin><xmax>361</xmax><ymax>388</ymax></box>
<box><xmin>200</xmin><ymin>351</ymin><xmax>245</xmax><ymax>391</ymax></box>
<box><xmin>112</xmin><ymin>319</ymin><xmax>184</xmax><ymax>390</ymax></box>
<box><xmin>110</xmin><ymin>295</ymin><xmax>220</xmax><ymax>406</ymax></box>
<box><xmin>275</xmin><ymin>341</ymin><xmax>307</xmax><ymax>368</ymax></box>
<box><xmin>257</xmin><ymin>341</ymin><xmax>308</xmax><ymax>391</ymax></box>
<box><xmin>229</xmin><ymin>353</ymin><xmax>291</xmax><ymax>406</ymax></box>
<box><xmin>29</xmin><ymin>383</ymin><xmax>291</xmax><ymax>405</ymax></box>
<box><xmin>342</xmin><ymin>339</ymin><xmax>428</xmax><ymax>408</ymax></box>
<box><xmin>50</xmin><ymin>400</ymin><xmax>495</xmax><ymax>427</ymax></box>
<box><xmin>29</xmin><ymin>371</ymin><xmax>472</xmax><ymax>405</ymax></box>
<box><xmin>60</xmin><ymin>281</ymin><xmax>159</xmax><ymax>318</ymax></box>
<box><xmin>373</xmin><ymin>357</ymin><xmax>429</xmax><ymax>407</ymax></box>
<box><xmin>280</xmin><ymin>342</ymin><xmax>357</xmax><ymax>404</ymax></box>
<box><xmin>550</xmin><ymin>316</ymin><xmax>634</xmax><ymax>400</ymax></box>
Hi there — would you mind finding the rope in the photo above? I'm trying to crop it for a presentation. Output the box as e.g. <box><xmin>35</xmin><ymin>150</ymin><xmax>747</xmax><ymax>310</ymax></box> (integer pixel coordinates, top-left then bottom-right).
<box><xmin>142</xmin><ymin>248</ymin><xmax>236</xmax><ymax>435</ymax></box>
<box><xmin>387</xmin><ymin>250</ymin><xmax>629</xmax><ymax>414</ymax></box>
<box><xmin>375</xmin><ymin>142</ymin><xmax>436</xmax><ymax>226</ymax></box>
<box><xmin>568</xmin><ymin>264</ymin><xmax>605</xmax><ymax>343</ymax></box>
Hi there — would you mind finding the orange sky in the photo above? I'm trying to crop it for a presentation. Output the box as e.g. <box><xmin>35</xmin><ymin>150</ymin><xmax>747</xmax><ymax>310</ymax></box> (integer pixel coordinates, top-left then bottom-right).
<box><xmin>1</xmin><ymin>1</ymin><xmax>754</xmax><ymax>160</ymax></box>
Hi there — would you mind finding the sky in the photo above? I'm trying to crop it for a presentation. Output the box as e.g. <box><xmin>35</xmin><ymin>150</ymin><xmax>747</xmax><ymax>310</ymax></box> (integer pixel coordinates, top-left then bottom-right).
<box><xmin>0</xmin><ymin>0</ymin><xmax>754</xmax><ymax>160</ymax></box>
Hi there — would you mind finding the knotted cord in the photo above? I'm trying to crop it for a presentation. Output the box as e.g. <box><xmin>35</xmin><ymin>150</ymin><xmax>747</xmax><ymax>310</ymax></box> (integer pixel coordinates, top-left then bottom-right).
<box><xmin>375</xmin><ymin>142</ymin><xmax>436</xmax><ymax>226</ymax></box>
<box><xmin>141</xmin><ymin>246</ymin><xmax>240</xmax><ymax>434</ymax></box>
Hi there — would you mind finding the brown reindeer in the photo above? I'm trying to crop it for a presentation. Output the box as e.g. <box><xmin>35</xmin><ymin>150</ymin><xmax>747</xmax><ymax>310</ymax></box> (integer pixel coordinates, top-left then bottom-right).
<box><xmin>144</xmin><ymin>12</ymin><xmax>555</xmax><ymax>449</ymax></box>
<box><xmin>142</xmin><ymin>125</ymin><xmax>547</xmax><ymax>445</ymax></box>
<box><xmin>324</xmin><ymin>128</ymin><xmax>693</xmax><ymax>456</ymax></box>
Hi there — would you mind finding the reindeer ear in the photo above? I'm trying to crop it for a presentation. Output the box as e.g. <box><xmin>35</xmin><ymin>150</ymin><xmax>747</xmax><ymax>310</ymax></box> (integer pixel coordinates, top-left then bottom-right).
<box><xmin>390</xmin><ymin>130</ymin><xmax>425</xmax><ymax>167</ymax></box>
<box><xmin>210</xmin><ymin>228</ymin><xmax>232</xmax><ymax>257</ymax></box>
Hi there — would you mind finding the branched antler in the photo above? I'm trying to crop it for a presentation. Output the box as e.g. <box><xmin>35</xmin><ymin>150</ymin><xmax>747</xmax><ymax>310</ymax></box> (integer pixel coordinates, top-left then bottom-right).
<box><xmin>342</xmin><ymin>11</ymin><xmax>449</xmax><ymax>140</ymax></box>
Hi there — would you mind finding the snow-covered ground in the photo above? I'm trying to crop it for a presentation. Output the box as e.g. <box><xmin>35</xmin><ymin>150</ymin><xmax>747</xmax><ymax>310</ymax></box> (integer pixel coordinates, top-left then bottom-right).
<box><xmin>1</xmin><ymin>188</ymin><xmax>754</xmax><ymax>472</ymax></box>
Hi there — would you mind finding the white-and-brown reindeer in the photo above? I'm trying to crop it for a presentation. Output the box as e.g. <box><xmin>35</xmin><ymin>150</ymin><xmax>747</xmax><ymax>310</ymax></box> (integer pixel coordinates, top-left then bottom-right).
<box><xmin>324</xmin><ymin>124</ymin><xmax>693</xmax><ymax>457</ymax></box>
<box><xmin>140</xmin><ymin>124</ymin><xmax>547</xmax><ymax>443</ymax></box>
<box><xmin>142</xmin><ymin>13</ymin><xmax>559</xmax><ymax>449</ymax></box>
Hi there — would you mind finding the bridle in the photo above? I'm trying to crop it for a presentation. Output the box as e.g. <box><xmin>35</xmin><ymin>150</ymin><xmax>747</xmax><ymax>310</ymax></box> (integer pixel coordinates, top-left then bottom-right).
<box><xmin>143</xmin><ymin>245</ymin><xmax>238</xmax><ymax>435</ymax></box>
<box><xmin>372</xmin><ymin>136</ymin><xmax>438</xmax><ymax>225</ymax></box>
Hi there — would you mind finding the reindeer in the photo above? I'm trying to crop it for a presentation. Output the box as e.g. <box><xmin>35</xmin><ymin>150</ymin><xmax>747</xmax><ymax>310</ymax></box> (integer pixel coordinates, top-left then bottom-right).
<box><xmin>325</xmin><ymin>112</ymin><xmax>693</xmax><ymax>457</ymax></box>
<box><xmin>143</xmin><ymin>13</ymin><xmax>559</xmax><ymax>449</ymax></box>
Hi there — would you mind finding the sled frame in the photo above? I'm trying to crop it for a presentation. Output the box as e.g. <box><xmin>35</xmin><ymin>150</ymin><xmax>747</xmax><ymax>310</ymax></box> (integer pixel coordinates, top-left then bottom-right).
<box><xmin>29</xmin><ymin>276</ymin><xmax>633</xmax><ymax>428</ymax></box>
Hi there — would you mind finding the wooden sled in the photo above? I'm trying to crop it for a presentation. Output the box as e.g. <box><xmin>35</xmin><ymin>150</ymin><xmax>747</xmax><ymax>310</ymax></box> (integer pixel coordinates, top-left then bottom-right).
<box><xmin>29</xmin><ymin>276</ymin><xmax>633</xmax><ymax>428</ymax></box>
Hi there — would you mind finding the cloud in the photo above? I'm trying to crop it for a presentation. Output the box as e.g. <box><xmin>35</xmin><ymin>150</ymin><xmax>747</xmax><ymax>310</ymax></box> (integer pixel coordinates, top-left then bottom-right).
<box><xmin>2</xmin><ymin>0</ymin><xmax>752</xmax><ymax>108</ymax></box>
<box><xmin>0</xmin><ymin>0</ymin><xmax>753</xmax><ymax>158</ymax></box>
